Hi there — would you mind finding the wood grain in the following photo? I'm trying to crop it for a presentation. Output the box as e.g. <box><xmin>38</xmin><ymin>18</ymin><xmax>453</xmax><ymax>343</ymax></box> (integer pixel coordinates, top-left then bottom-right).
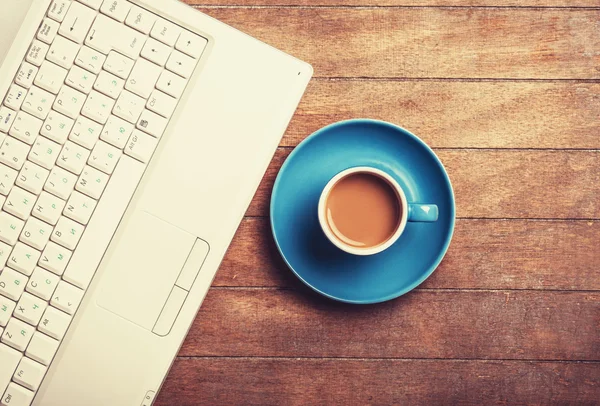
<box><xmin>247</xmin><ymin>149</ymin><xmax>600</xmax><ymax>218</ymax></box>
<box><xmin>158</xmin><ymin>358</ymin><xmax>600</xmax><ymax>406</ymax></box>
<box><xmin>180</xmin><ymin>289</ymin><xmax>600</xmax><ymax>359</ymax></box>
<box><xmin>186</xmin><ymin>1</ymin><xmax>599</xmax><ymax>7</ymax></box>
<box><xmin>286</xmin><ymin>80</ymin><xmax>600</xmax><ymax>149</ymax></box>
<box><xmin>196</xmin><ymin>8</ymin><xmax>600</xmax><ymax>79</ymax></box>
<box><xmin>217</xmin><ymin>218</ymin><xmax>600</xmax><ymax>290</ymax></box>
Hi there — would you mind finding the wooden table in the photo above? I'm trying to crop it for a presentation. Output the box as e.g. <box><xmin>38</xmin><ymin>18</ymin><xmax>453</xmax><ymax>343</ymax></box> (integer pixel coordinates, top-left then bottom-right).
<box><xmin>157</xmin><ymin>0</ymin><xmax>599</xmax><ymax>404</ymax></box>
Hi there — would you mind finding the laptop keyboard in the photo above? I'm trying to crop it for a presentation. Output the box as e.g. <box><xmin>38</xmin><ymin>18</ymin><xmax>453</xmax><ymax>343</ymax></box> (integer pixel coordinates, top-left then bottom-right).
<box><xmin>0</xmin><ymin>0</ymin><xmax>206</xmax><ymax>404</ymax></box>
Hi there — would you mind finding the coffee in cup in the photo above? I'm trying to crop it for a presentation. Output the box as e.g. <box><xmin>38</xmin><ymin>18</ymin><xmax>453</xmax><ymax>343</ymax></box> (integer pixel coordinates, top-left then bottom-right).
<box><xmin>318</xmin><ymin>167</ymin><xmax>438</xmax><ymax>255</ymax></box>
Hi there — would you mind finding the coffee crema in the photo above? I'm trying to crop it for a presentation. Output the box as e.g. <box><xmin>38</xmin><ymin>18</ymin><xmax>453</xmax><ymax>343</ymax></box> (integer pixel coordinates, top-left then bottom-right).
<box><xmin>325</xmin><ymin>172</ymin><xmax>401</xmax><ymax>248</ymax></box>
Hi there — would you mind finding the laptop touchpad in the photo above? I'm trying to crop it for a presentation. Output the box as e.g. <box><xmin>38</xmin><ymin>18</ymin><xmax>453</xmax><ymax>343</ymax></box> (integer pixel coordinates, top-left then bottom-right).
<box><xmin>97</xmin><ymin>210</ymin><xmax>196</xmax><ymax>331</ymax></box>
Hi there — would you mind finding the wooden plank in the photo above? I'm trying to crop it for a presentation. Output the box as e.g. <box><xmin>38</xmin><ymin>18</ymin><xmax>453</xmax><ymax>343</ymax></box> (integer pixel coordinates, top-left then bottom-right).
<box><xmin>185</xmin><ymin>0</ymin><xmax>599</xmax><ymax>8</ymax></box>
<box><xmin>158</xmin><ymin>358</ymin><xmax>600</xmax><ymax>406</ymax></box>
<box><xmin>194</xmin><ymin>8</ymin><xmax>600</xmax><ymax>79</ymax></box>
<box><xmin>180</xmin><ymin>289</ymin><xmax>600</xmax><ymax>359</ymax></box>
<box><xmin>285</xmin><ymin>80</ymin><xmax>600</xmax><ymax>149</ymax></box>
<box><xmin>247</xmin><ymin>149</ymin><xmax>600</xmax><ymax>218</ymax></box>
<box><xmin>217</xmin><ymin>218</ymin><xmax>600</xmax><ymax>290</ymax></box>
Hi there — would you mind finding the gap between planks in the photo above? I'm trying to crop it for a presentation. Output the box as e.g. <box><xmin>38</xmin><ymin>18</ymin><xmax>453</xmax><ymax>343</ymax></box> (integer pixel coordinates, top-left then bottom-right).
<box><xmin>174</xmin><ymin>355</ymin><xmax>600</xmax><ymax>363</ymax></box>
<box><xmin>208</xmin><ymin>286</ymin><xmax>600</xmax><ymax>292</ymax></box>
<box><xmin>189</xmin><ymin>5</ymin><xmax>600</xmax><ymax>10</ymax></box>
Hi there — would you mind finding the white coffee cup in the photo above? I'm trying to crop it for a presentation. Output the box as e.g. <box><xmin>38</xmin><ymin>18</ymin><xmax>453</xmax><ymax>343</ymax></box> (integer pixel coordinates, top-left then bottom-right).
<box><xmin>318</xmin><ymin>166</ymin><xmax>439</xmax><ymax>256</ymax></box>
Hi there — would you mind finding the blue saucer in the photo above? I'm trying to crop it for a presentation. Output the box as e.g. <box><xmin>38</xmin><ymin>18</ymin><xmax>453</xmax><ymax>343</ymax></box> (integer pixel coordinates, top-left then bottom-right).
<box><xmin>270</xmin><ymin>119</ymin><xmax>455</xmax><ymax>304</ymax></box>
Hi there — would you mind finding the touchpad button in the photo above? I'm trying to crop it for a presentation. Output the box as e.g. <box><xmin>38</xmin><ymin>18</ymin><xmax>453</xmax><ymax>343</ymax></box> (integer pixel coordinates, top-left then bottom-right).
<box><xmin>97</xmin><ymin>211</ymin><xmax>196</xmax><ymax>331</ymax></box>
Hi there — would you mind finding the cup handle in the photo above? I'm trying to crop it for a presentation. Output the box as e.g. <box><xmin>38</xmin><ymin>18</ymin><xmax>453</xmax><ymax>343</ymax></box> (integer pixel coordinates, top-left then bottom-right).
<box><xmin>407</xmin><ymin>204</ymin><xmax>439</xmax><ymax>222</ymax></box>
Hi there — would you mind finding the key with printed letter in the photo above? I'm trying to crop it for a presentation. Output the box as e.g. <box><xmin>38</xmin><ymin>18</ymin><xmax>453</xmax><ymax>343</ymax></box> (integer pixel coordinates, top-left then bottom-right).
<box><xmin>69</xmin><ymin>116</ymin><xmax>102</xmax><ymax>149</ymax></box>
<box><xmin>39</xmin><ymin>242</ymin><xmax>72</xmax><ymax>276</ymax></box>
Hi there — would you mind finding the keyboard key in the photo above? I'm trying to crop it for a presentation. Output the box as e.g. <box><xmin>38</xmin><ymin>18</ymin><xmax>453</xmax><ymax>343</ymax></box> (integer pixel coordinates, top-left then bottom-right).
<box><xmin>53</xmin><ymin>85</ymin><xmax>86</xmax><ymax>120</ymax></box>
<box><xmin>76</xmin><ymin>165</ymin><xmax>108</xmax><ymax>199</ymax></box>
<box><xmin>0</xmin><ymin>296</ymin><xmax>16</xmax><ymax>327</ymax></box>
<box><xmin>1</xmin><ymin>382</ymin><xmax>34</xmax><ymax>406</ymax></box>
<box><xmin>166</xmin><ymin>50</ymin><xmax>196</xmax><ymax>79</ymax></box>
<box><xmin>38</xmin><ymin>306</ymin><xmax>71</xmax><ymax>340</ymax></box>
<box><xmin>156</xmin><ymin>70</ymin><xmax>186</xmax><ymax>99</ymax></box>
<box><xmin>13</xmin><ymin>356</ymin><xmax>46</xmax><ymax>391</ymax></box>
<box><xmin>57</xmin><ymin>141</ymin><xmax>90</xmax><ymax>175</ymax></box>
<box><xmin>100</xmin><ymin>115</ymin><xmax>134</xmax><ymax>149</ymax></box>
<box><xmin>103</xmin><ymin>51</ymin><xmax>135</xmax><ymax>79</ymax></box>
<box><xmin>17</xmin><ymin>161</ymin><xmax>49</xmax><ymax>195</ymax></box>
<box><xmin>141</xmin><ymin>38</ymin><xmax>171</xmax><ymax>67</ymax></box>
<box><xmin>176</xmin><ymin>30</ymin><xmax>208</xmax><ymax>59</ymax></box>
<box><xmin>82</xmin><ymin>91</ymin><xmax>115</xmax><ymax>125</ymax></box>
<box><xmin>20</xmin><ymin>217</ymin><xmax>52</xmax><ymax>251</ymax></box>
<box><xmin>48</xmin><ymin>0</ymin><xmax>72</xmax><ymax>23</ymax></box>
<box><xmin>69</xmin><ymin>116</ymin><xmax>102</xmax><ymax>149</ymax></box>
<box><xmin>125</xmin><ymin>130</ymin><xmax>157</xmax><ymax>164</ymax></box>
<box><xmin>39</xmin><ymin>242</ymin><xmax>71</xmax><ymax>276</ymax></box>
<box><xmin>44</xmin><ymin>166</ymin><xmax>77</xmax><ymax>200</ymax></box>
<box><xmin>0</xmin><ymin>108</ymin><xmax>16</xmax><ymax>134</ymax></box>
<box><xmin>113</xmin><ymin>90</ymin><xmax>145</xmax><ymax>123</ymax></box>
<box><xmin>47</xmin><ymin>36</ymin><xmax>80</xmax><ymax>69</ymax></box>
<box><xmin>14</xmin><ymin>293</ymin><xmax>46</xmax><ymax>327</ymax></box>
<box><xmin>93</xmin><ymin>71</ymin><xmax>125</xmax><ymax>99</ymax></box>
<box><xmin>9</xmin><ymin>112</ymin><xmax>43</xmax><ymax>145</ymax></box>
<box><xmin>4</xmin><ymin>188</ymin><xmax>37</xmax><ymax>221</ymax></box>
<box><xmin>0</xmin><ymin>165</ymin><xmax>17</xmax><ymax>195</ymax></box>
<box><xmin>7</xmin><ymin>243</ymin><xmax>40</xmax><ymax>276</ymax></box>
<box><xmin>41</xmin><ymin>110</ymin><xmax>75</xmax><ymax>145</ymax></box>
<box><xmin>64</xmin><ymin>191</ymin><xmax>96</xmax><ymax>225</ymax></box>
<box><xmin>33</xmin><ymin>192</ymin><xmax>66</xmax><ymax>226</ymax></box>
<box><xmin>27</xmin><ymin>268</ymin><xmax>59</xmax><ymax>302</ymax></box>
<box><xmin>51</xmin><ymin>216</ymin><xmax>84</xmax><ymax>250</ymax></box>
<box><xmin>25</xmin><ymin>40</ymin><xmax>49</xmax><ymax>67</ymax></box>
<box><xmin>0</xmin><ymin>137</ymin><xmax>31</xmax><ymax>170</ymax></box>
<box><xmin>34</xmin><ymin>61</ymin><xmax>68</xmax><ymax>95</ymax></box>
<box><xmin>26</xmin><ymin>332</ymin><xmax>59</xmax><ymax>366</ymax></box>
<box><xmin>4</xmin><ymin>85</ymin><xmax>27</xmax><ymax>110</ymax></box>
<box><xmin>0</xmin><ymin>344</ymin><xmax>21</xmax><ymax>396</ymax></box>
<box><xmin>63</xmin><ymin>155</ymin><xmax>144</xmax><ymax>289</ymax></box>
<box><xmin>0</xmin><ymin>268</ymin><xmax>27</xmax><ymax>301</ymax></box>
<box><xmin>126</xmin><ymin>5</ymin><xmax>157</xmax><ymax>34</ymax></box>
<box><xmin>28</xmin><ymin>137</ymin><xmax>61</xmax><ymax>171</ymax></box>
<box><xmin>75</xmin><ymin>46</ymin><xmax>106</xmax><ymax>75</ymax></box>
<box><xmin>21</xmin><ymin>87</ymin><xmax>55</xmax><ymax>121</ymax></box>
<box><xmin>65</xmin><ymin>65</ymin><xmax>97</xmax><ymax>94</ymax></box>
<box><xmin>15</xmin><ymin>63</ymin><xmax>38</xmax><ymax>89</ymax></box>
<box><xmin>37</xmin><ymin>18</ymin><xmax>60</xmax><ymax>45</ymax></box>
<box><xmin>126</xmin><ymin>59</ymin><xmax>161</xmax><ymax>99</ymax></box>
<box><xmin>78</xmin><ymin>0</ymin><xmax>104</xmax><ymax>9</ymax></box>
<box><xmin>50</xmin><ymin>280</ymin><xmax>83</xmax><ymax>314</ymax></box>
<box><xmin>59</xmin><ymin>1</ymin><xmax>97</xmax><ymax>43</ymax></box>
<box><xmin>137</xmin><ymin>110</ymin><xmax>167</xmax><ymax>138</ymax></box>
<box><xmin>89</xmin><ymin>141</ymin><xmax>121</xmax><ymax>174</ymax></box>
<box><xmin>2</xmin><ymin>318</ymin><xmax>34</xmax><ymax>351</ymax></box>
<box><xmin>151</xmin><ymin>18</ymin><xmax>182</xmax><ymax>47</ymax></box>
<box><xmin>86</xmin><ymin>15</ymin><xmax>146</xmax><ymax>59</ymax></box>
<box><xmin>147</xmin><ymin>90</ymin><xmax>176</xmax><ymax>118</ymax></box>
<box><xmin>100</xmin><ymin>0</ymin><xmax>132</xmax><ymax>22</ymax></box>
<box><xmin>0</xmin><ymin>213</ymin><xmax>24</xmax><ymax>246</ymax></box>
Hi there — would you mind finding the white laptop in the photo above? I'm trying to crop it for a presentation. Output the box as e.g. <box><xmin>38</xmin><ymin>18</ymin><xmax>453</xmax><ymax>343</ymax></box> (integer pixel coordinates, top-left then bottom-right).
<box><xmin>0</xmin><ymin>0</ymin><xmax>312</xmax><ymax>404</ymax></box>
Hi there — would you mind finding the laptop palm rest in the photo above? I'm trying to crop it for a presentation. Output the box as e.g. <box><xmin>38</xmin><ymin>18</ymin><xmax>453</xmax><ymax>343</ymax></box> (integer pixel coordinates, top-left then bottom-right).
<box><xmin>96</xmin><ymin>210</ymin><xmax>205</xmax><ymax>334</ymax></box>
